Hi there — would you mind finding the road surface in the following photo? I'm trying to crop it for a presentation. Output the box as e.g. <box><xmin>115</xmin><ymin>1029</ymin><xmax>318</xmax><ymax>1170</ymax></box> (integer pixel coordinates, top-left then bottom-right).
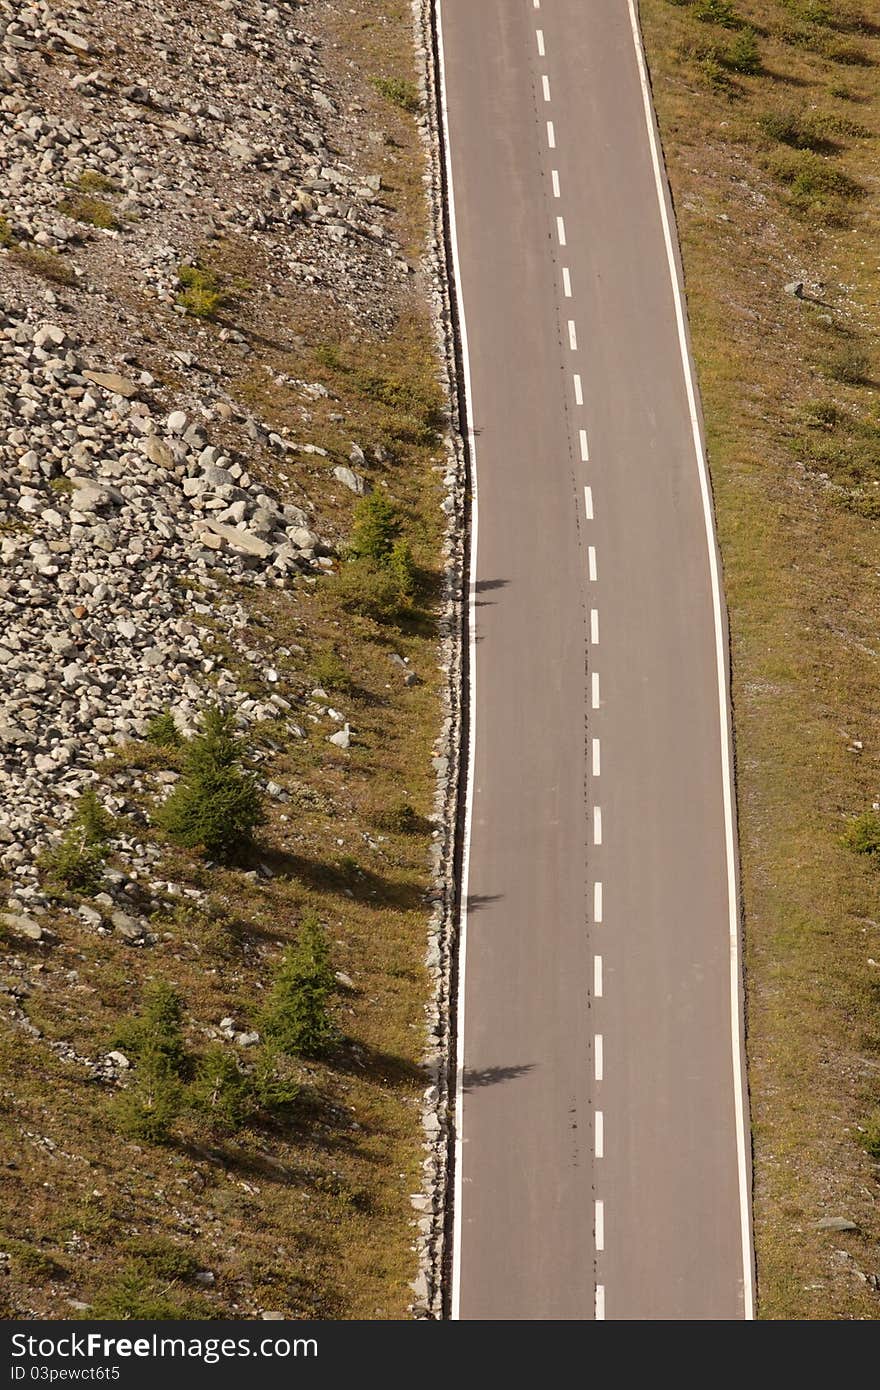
<box><xmin>437</xmin><ymin>0</ymin><xmax>754</xmax><ymax>1320</ymax></box>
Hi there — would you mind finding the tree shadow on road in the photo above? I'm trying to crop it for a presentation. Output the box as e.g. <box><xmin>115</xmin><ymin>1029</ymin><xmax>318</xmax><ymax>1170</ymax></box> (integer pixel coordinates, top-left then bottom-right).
<box><xmin>462</xmin><ymin>1063</ymin><xmax>535</xmax><ymax>1091</ymax></box>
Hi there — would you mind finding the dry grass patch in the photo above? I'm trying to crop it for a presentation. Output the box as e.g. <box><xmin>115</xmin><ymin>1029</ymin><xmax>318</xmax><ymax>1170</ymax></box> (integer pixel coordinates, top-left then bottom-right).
<box><xmin>642</xmin><ymin>0</ymin><xmax>880</xmax><ymax>1317</ymax></box>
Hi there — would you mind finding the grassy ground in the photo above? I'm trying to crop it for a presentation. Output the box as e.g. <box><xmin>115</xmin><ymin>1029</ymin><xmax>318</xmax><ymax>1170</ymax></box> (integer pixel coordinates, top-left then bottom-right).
<box><xmin>0</xmin><ymin>3</ymin><xmax>444</xmax><ymax>1322</ymax></box>
<box><xmin>640</xmin><ymin>0</ymin><xmax>880</xmax><ymax>1318</ymax></box>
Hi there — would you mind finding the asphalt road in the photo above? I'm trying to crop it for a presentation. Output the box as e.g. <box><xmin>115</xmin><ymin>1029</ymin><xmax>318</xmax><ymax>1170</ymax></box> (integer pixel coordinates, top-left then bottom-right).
<box><xmin>438</xmin><ymin>0</ymin><xmax>754</xmax><ymax>1320</ymax></box>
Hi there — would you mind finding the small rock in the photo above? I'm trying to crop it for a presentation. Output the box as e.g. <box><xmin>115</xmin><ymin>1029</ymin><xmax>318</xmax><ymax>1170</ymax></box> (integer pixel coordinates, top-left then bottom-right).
<box><xmin>784</xmin><ymin>281</ymin><xmax>805</xmax><ymax>299</ymax></box>
<box><xmin>111</xmin><ymin>911</ymin><xmax>145</xmax><ymax>943</ymax></box>
<box><xmin>105</xmin><ymin>1050</ymin><xmax>130</xmax><ymax>1070</ymax></box>
<box><xmin>84</xmin><ymin>371</ymin><xmax>139</xmax><ymax>398</ymax></box>
<box><xmin>816</xmin><ymin>1217</ymin><xmax>858</xmax><ymax>1232</ymax></box>
<box><xmin>4</xmin><ymin>913</ymin><xmax>44</xmax><ymax>942</ymax></box>
<box><xmin>333</xmin><ymin>465</ymin><xmax>370</xmax><ymax>495</ymax></box>
<box><xmin>328</xmin><ymin>724</ymin><xmax>352</xmax><ymax>749</ymax></box>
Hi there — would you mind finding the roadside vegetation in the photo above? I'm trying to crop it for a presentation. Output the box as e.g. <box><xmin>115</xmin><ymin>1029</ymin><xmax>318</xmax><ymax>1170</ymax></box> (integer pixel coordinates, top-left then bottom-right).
<box><xmin>0</xmin><ymin>0</ymin><xmax>442</xmax><ymax>1322</ymax></box>
<box><xmin>642</xmin><ymin>0</ymin><xmax>880</xmax><ymax>1317</ymax></box>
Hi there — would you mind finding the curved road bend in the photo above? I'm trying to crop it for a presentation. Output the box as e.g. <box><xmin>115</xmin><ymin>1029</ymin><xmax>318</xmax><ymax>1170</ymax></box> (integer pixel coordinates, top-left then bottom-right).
<box><xmin>438</xmin><ymin>0</ymin><xmax>754</xmax><ymax>1320</ymax></box>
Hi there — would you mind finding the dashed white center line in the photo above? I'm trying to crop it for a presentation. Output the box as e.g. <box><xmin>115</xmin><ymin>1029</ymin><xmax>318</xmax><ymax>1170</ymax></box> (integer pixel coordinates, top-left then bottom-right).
<box><xmin>595</xmin><ymin>1109</ymin><xmax>605</xmax><ymax>1159</ymax></box>
<box><xmin>536</xmin><ymin>28</ymin><xmax>545</xmax><ymax>55</ymax></box>
<box><xmin>551</xmin><ymin>168</ymin><xmax>560</xmax><ymax>198</ymax></box>
<box><xmin>590</xmin><ymin>608</ymin><xmax>599</xmax><ymax>645</ymax></box>
<box><xmin>595</xmin><ymin>1284</ymin><xmax>606</xmax><ymax>1320</ymax></box>
<box><xmin>579</xmin><ymin>427</ymin><xmax>590</xmax><ymax>461</ymax></box>
<box><xmin>594</xmin><ymin>880</ymin><xmax>603</xmax><ymax>923</ymax></box>
<box><xmin>595</xmin><ymin>1200</ymin><xmax>605</xmax><ymax>1252</ymax></box>
<box><xmin>584</xmin><ymin>484</ymin><xmax>593</xmax><ymax>520</ymax></box>
<box><xmin>556</xmin><ymin>215</ymin><xmax>566</xmax><ymax>246</ymax></box>
<box><xmin>541</xmin><ymin>74</ymin><xmax>551</xmax><ymax>102</ymax></box>
<box><xmin>594</xmin><ymin>1033</ymin><xmax>604</xmax><ymax>1081</ymax></box>
<box><xmin>587</xmin><ymin>545</ymin><xmax>597</xmax><ymax>581</ymax></box>
<box><xmin>562</xmin><ymin>266</ymin><xmax>572</xmax><ymax>298</ymax></box>
<box><xmin>546</xmin><ymin>119</ymin><xmax>555</xmax><ymax>149</ymax></box>
<box><xmin>591</xmin><ymin>671</ymin><xmax>600</xmax><ymax>709</ymax></box>
<box><xmin>594</xmin><ymin>954</ymin><xmax>604</xmax><ymax>997</ymax></box>
<box><xmin>568</xmin><ymin>319</ymin><xmax>578</xmax><ymax>351</ymax></box>
<box><xmin>573</xmin><ymin>373</ymin><xmax>583</xmax><ymax>406</ymax></box>
<box><xmin>593</xmin><ymin>806</ymin><xmax>602</xmax><ymax>845</ymax></box>
<box><xmin>592</xmin><ymin>737</ymin><xmax>601</xmax><ymax>777</ymax></box>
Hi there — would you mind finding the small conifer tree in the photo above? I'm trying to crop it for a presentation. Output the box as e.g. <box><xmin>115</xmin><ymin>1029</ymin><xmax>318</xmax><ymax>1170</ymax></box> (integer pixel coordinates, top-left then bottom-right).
<box><xmin>262</xmin><ymin>914</ymin><xmax>339</xmax><ymax>1059</ymax></box>
<box><xmin>155</xmin><ymin>706</ymin><xmax>263</xmax><ymax>861</ymax></box>
<box><xmin>45</xmin><ymin>788</ymin><xmax>114</xmax><ymax>893</ymax></box>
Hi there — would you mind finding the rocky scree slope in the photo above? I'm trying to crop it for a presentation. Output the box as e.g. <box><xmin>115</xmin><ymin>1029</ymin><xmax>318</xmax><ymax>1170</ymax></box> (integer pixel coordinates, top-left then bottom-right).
<box><xmin>0</xmin><ymin>0</ymin><xmax>446</xmax><ymax>1320</ymax></box>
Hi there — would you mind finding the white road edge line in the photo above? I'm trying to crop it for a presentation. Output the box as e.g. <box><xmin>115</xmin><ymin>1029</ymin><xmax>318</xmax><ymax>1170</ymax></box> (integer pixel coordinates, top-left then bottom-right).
<box><xmin>568</xmin><ymin>319</ymin><xmax>578</xmax><ymax>351</ymax></box>
<box><xmin>536</xmin><ymin>28</ymin><xmax>545</xmax><ymax>56</ymax></box>
<box><xmin>594</xmin><ymin>1033</ymin><xmax>604</xmax><ymax>1081</ymax></box>
<box><xmin>584</xmin><ymin>484</ymin><xmax>593</xmax><ymax>519</ymax></box>
<box><xmin>592</xmin><ymin>737</ymin><xmax>601</xmax><ymax>776</ymax></box>
<box><xmin>594</xmin><ymin>880</ymin><xmax>603</xmax><ymax>922</ymax></box>
<box><xmin>562</xmin><ymin>266</ymin><xmax>572</xmax><ymax>297</ymax></box>
<box><xmin>595</xmin><ymin>1109</ymin><xmax>604</xmax><ymax>1159</ymax></box>
<box><xmin>591</xmin><ymin>671</ymin><xmax>600</xmax><ymax>709</ymax></box>
<box><xmin>556</xmin><ymin>215</ymin><xmax>566</xmax><ymax>246</ymax></box>
<box><xmin>595</xmin><ymin>1200</ymin><xmax>605</xmax><ymax>1252</ymax></box>
<box><xmin>542</xmin><ymin>74</ymin><xmax>551</xmax><ymax>102</ymax></box>
<box><xmin>437</xmin><ymin>0</ymin><xmax>478</xmax><ymax>1324</ymax></box>
<box><xmin>547</xmin><ymin>119</ymin><xmax>555</xmax><ymax>149</ymax></box>
<box><xmin>552</xmin><ymin>168</ymin><xmax>560</xmax><ymax>198</ymax></box>
<box><xmin>579</xmin><ymin>427</ymin><xmax>589</xmax><ymax>461</ymax></box>
<box><xmin>595</xmin><ymin>1284</ymin><xmax>606</xmax><ymax>1320</ymax></box>
<box><xmin>593</xmin><ymin>806</ymin><xmax>602</xmax><ymax>845</ymax></box>
<box><xmin>594</xmin><ymin>954</ymin><xmax>603</xmax><ymax>997</ymax></box>
<box><xmin>625</xmin><ymin>0</ymin><xmax>754</xmax><ymax>1320</ymax></box>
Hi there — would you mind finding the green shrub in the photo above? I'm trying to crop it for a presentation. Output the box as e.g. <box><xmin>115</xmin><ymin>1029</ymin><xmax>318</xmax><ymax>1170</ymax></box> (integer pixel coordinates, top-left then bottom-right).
<box><xmin>759</xmin><ymin>110</ymin><xmax>823</xmax><ymax>150</ymax></box>
<box><xmin>371</xmin><ymin>76</ymin><xmax>420</xmax><ymax>114</ymax></box>
<box><xmin>176</xmin><ymin>263</ymin><xmax>227</xmax><ymax>319</ymax></box>
<box><xmin>725</xmin><ymin>28</ymin><xmax>761</xmax><ymax>73</ymax></box>
<box><xmin>695</xmin><ymin>0</ymin><xmax>742</xmax><ymax>27</ymax></box>
<box><xmin>262</xmin><ymin>914</ymin><xmax>339</xmax><ymax>1059</ymax></box>
<box><xmin>7</xmin><ymin>1240</ymin><xmax>68</xmax><ymax>1283</ymax></box>
<box><xmin>862</xmin><ymin>1109</ymin><xmax>880</xmax><ymax>1160</ymax></box>
<box><xmin>114</xmin><ymin>981</ymin><xmax>187</xmax><ymax>1073</ymax></box>
<box><xmin>11</xmin><ymin>246</ymin><xmax>76</xmax><ymax>286</ymax></box>
<box><xmin>89</xmin><ymin>1264</ymin><xmax>209</xmax><ymax>1320</ymax></box>
<box><xmin>122</xmin><ymin>1237</ymin><xmax>200</xmax><ymax>1283</ymax></box>
<box><xmin>155</xmin><ymin>705</ymin><xmax>264</xmax><ymax>861</ymax></box>
<box><xmin>842</xmin><ymin>811</ymin><xmax>880</xmax><ymax>855</ymax></box>
<box><xmin>824</xmin><ymin>344</ymin><xmax>870</xmax><ymax>385</ymax></box>
<box><xmin>802</xmin><ymin>399</ymin><xmax>844</xmax><ymax>429</ymax></box>
<box><xmin>145</xmin><ymin>708</ymin><xmax>183</xmax><ymax>749</ymax></box>
<box><xmin>314</xmin><ymin>342</ymin><xmax>344</xmax><ymax>370</ymax></box>
<box><xmin>252</xmin><ymin>1043</ymin><xmax>301</xmax><ymax>1113</ymax></box>
<box><xmin>77</xmin><ymin>171</ymin><xmax>118</xmax><ymax>195</ymax></box>
<box><xmin>327</xmin><ymin>556</ymin><xmax>410</xmax><ymax>622</ymax></box>
<box><xmin>824</xmin><ymin>39</ymin><xmax>871</xmax><ymax>65</ymax></box>
<box><xmin>57</xmin><ymin>194</ymin><xmax>120</xmax><ymax>230</ymax></box>
<box><xmin>372</xmin><ymin>799</ymin><xmax>423</xmax><ymax>834</ymax></box>
<box><xmin>44</xmin><ymin>788</ymin><xmax>113</xmax><ymax>893</ymax></box>
<box><xmin>349</xmin><ymin>492</ymin><xmax>400</xmax><ymax>562</ymax></box>
<box><xmin>388</xmin><ymin>539</ymin><xmax>416</xmax><ymax>601</ymax></box>
<box><xmin>112</xmin><ymin>1046</ymin><xmax>183</xmax><ymax>1144</ymax></box>
<box><xmin>353</xmin><ymin>369</ymin><xmax>444</xmax><ymax>443</ymax></box>
<box><xmin>310</xmin><ymin>649</ymin><xmax>354</xmax><ymax>693</ymax></box>
<box><xmin>769</xmin><ymin>150</ymin><xmax>863</xmax><ymax>221</ymax></box>
<box><xmin>188</xmin><ymin>1046</ymin><xmax>253</xmax><ymax>1134</ymax></box>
